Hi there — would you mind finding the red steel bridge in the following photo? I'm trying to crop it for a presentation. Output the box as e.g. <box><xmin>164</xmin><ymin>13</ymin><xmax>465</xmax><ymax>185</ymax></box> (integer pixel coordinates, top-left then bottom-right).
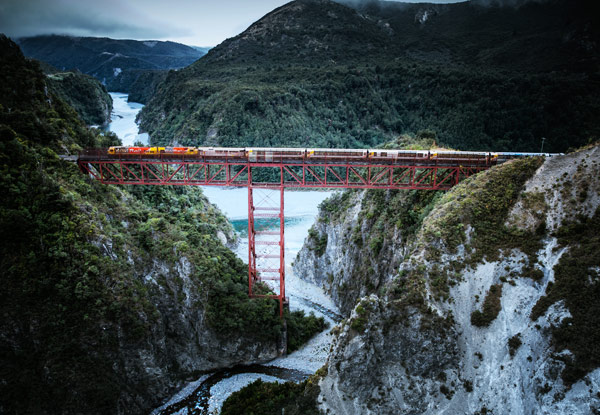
<box><xmin>77</xmin><ymin>147</ymin><xmax>545</xmax><ymax>316</ymax></box>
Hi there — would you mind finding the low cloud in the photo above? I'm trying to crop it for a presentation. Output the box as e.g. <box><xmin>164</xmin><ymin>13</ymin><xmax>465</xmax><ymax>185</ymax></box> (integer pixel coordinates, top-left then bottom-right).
<box><xmin>0</xmin><ymin>0</ymin><xmax>189</xmax><ymax>40</ymax></box>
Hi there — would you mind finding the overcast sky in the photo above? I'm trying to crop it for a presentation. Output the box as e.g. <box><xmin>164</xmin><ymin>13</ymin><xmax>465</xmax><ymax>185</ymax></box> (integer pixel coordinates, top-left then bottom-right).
<box><xmin>0</xmin><ymin>0</ymin><xmax>464</xmax><ymax>47</ymax></box>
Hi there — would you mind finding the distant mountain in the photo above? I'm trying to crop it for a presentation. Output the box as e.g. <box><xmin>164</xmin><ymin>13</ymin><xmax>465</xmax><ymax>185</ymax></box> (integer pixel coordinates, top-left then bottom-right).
<box><xmin>17</xmin><ymin>35</ymin><xmax>205</xmax><ymax>93</ymax></box>
<box><xmin>199</xmin><ymin>0</ymin><xmax>391</xmax><ymax>65</ymax></box>
<box><xmin>138</xmin><ymin>0</ymin><xmax>600</xmax><ymax>153</ymax></box>
<box><xmin>339</xmin><ymin>0</ymin><xmax>600</xmax><ymax>72</ymax></box>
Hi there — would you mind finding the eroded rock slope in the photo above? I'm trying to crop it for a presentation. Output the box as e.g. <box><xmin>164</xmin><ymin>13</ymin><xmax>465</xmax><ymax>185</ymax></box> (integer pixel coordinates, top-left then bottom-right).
<box><xmin>295</xmin><ymin>145</ymin><xmax>600</xmax><ymax>414</ymax></box>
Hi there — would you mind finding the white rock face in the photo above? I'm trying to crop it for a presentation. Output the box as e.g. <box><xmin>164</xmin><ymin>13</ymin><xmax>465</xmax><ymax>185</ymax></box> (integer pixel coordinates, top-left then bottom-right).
<box><xmin>307</xmin><ymin>146</ymin><xmax>600</xmax><ymax>414</ymax></box>
<box><xmin>293</xmin><ymin>190</ymin><xmax>410</xmax><ymax>315</ymax></box>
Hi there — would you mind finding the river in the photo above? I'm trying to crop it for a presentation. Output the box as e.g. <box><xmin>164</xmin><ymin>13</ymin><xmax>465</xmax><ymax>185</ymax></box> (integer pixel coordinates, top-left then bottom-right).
<box><xmin>105</xmin><ymin>93</ymin><xmax>149</xmax><ymax>146</ymax></box>
<box><xmin>106</xmin><ymin>93</ymin><xmax>340</xmax><ymax>414</ymax></box>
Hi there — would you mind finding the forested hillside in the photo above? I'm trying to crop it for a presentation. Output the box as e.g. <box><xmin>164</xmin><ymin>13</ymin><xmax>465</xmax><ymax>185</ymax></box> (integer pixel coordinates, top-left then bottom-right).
<box><xmin>127</xmin><ymin>69</ymin><xmax>169</xmax><ymax>104</ymax></box>
<box><xmin>0</xmin><ymin>35</ymin><xmax>289</xmax><ymax>414</ymax></box>
<box><xmin>45</xmin><ymin>69</ymin><xmax>113</xmax><ymax>125</ymax></box>
<box><xmin>138</xmin><ymin>0</ymin><xmax>599</xmax><ymax>153</ymax></box>
<box><xmin>17</xmin><ymin>35</ymin><xmax>205</xmax><ymax>94</ymax></box>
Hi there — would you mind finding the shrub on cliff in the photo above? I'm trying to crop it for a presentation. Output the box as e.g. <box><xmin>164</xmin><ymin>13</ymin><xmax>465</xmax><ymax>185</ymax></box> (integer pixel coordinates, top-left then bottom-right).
<box><xmin>471</xmin><ymin>285</ymin><xmax>503</xmax><ymax>327</ymax></box>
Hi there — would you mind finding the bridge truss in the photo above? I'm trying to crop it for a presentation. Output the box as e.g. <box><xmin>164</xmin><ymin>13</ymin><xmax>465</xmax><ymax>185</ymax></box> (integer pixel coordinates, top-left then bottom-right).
<box><xmin>77</xmin><ymin>152</ymin><xmax>494</xmax><ymax>316</ymax></box>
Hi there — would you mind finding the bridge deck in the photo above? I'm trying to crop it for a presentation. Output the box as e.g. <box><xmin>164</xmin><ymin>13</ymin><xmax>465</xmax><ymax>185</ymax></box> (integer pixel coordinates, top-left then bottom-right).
<box><xmin>77</xmin><ymin>152</ymin><xmax>496</xmax><ymax>191</ymax></box>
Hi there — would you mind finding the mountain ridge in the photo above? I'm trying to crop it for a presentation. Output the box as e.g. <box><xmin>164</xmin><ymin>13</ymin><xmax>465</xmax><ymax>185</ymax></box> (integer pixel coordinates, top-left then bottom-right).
<box><xmin>17</xmin><ymin>34</ymin><xmax>205</xmax><ymax>93</ymax></box>
<box><xmin>138</xmin><ymin>0</ymin><xmax>600</xmax><ymax>153</ymax></box>
<box><xmin>197</xmin><ymin>0</ymin><xmax>599</xmax><ymax>71</ymax></box>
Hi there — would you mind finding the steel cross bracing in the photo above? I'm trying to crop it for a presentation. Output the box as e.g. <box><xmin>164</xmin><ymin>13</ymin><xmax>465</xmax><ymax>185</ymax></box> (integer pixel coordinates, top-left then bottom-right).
<box><xmin>76</xmin><ymin>160</ymin><xmax>488</xmax><ymax>190</ymax></box>
<box><xmin>77</xmin><ymin>152</ymin><xmax>495</xmax><ymax>317</ymax></box>
<box><xmin>248</xmin><ymin>185</ymin><xmax>286</xmax><ymax>317</ymax></box>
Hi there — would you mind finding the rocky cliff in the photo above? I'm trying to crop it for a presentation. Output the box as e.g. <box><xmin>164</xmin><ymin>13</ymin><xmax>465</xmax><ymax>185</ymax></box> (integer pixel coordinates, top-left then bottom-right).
<box><xmin>0</xmin><ymin>35</ymin><xmax>282</xmax><ymax>415</ymax></box>
<box><xmin>295</xmin><ymin>145</ymin><xmax>600</xmax><ymax>414</ymax></box>
<box><xmin>294</xmin><ymin>187</ymin><xmax>441</xmax><ymax>315</ymax></box>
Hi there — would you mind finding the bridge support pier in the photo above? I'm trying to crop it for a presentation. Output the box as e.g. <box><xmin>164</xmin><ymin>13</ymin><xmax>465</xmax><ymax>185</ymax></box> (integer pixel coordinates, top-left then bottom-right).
<box><xmin>248</xmin><ymin>178</ymin><xmax>286</xmax><ymax>317</ymax></box>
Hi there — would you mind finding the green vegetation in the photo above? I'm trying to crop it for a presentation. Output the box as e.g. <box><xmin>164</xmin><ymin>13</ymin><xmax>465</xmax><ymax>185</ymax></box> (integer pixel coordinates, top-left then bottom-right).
<box><xmin>471</xmin><ymin>284</ymin><xmax>503</xmax><ymax>327</ymax></box>
<box><xmin>508</xmin><ymin>333</ymin><xmax>522</xmax><ymax>357</ymax></box>
<box><xmin>425</xmin><ymin>157</ymin><xmax>545</xmax><ymax>263</ymax></box>
<box><xmin>286</xmin><ymin>310</ymin><xmax>327</xmax><ymax>353</ymax></box>
<box><xmin>139</xmin><ymin>0</ymin><xmax>599</xmax><ymax>153</ymax></box>
<box><xmin>46</xmin><ymin>71</ymin><xmax>113</xmax><ymax>125</ymax></box>
<box><xmin>350</xmin><ymin>300</ymin><xmax>372</xmax><ymax>333</ymax></box>
<box><xmin>317</xmin><ymin>189</ymin><xmax>359</xmax><ymax>223</ymax></box>
<box><xmin>530</xmin><ymin>209</ymin><xmax>600</xmax><ymax>386</ymax></box>
<box><xmin>361</xmin><ymin>186</ymin><xmax>442</xmax><ymax>248</ymax></box>
<box><xmin>440</xmin><ymin>384</ymin><xmax>454</xmax><ymax>400</ymax></box>
<box><xmin>206</xmin><ymin>278</ymin><xmax>282</xmax><ymax>342</ymax></box>
<box><xmin>0</xmin><ymin>36</ymin><xmax>285</xmax><ymax>413</ymax></box>
<box><xmin>307</xmin><ymin>226</ymin><xmax>328</xmax><ymax>256</ymax></box>
<box><xmin>464</xmin><ymin>379</ymin><xmax>473</xmax><ymax>393</ymax></box>
<box><xmin>127</xmin><ymin>69</ymin><xmax>168</xmax><ymax>104</ymax></box>
<box><xmin>221</xmin><ymin>378</ymin><xmax>320</xmax><ymax>415</ymax></box>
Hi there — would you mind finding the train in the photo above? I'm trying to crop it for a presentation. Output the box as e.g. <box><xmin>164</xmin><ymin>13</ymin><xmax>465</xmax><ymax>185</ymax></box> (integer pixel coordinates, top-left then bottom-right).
<box><xmin>107</xmin><ymin>146</ymin><xmax>560</xmax><ymax>163</ymax></box>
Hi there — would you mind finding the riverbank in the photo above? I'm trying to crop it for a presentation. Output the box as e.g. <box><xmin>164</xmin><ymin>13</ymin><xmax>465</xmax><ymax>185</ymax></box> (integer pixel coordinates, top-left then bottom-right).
<box><xmin>152</xmin><ymin>264</ymin><xmax>340</xmax><ymax>415</ymax></box>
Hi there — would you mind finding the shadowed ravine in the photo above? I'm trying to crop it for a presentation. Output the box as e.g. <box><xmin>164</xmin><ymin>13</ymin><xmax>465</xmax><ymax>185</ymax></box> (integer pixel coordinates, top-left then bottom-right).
<box><xmin>105</xmin><ymin>97</ymin><xmax>339</xmax><ymax>413</ymax></box>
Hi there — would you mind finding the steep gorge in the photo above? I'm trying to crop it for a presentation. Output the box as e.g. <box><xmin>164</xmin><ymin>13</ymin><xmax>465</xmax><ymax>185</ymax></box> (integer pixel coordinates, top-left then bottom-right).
<box><xmin>0</xmin><ymin>35</ymin><xmax>285</xmax><ymax>414</ymax></box>
<box><xmin>292</xmin><ymin>144</ymin><xmax>600</xmax><ymax>414</ymax></box>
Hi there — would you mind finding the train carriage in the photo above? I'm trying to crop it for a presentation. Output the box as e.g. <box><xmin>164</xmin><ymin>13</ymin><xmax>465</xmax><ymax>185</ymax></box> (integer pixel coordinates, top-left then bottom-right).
<box><xmin>433</xmin><ymin>151</ymin><xmax>497</xmax><ymax>165</ymax></box>
<box><xmin>496</xmin><ymin>152</ymin><xmax>554</xmax><ymax>163</ymax></box>
<box><xmin>247</xmin><ymin>147</ymin><xmax>306</xmax><ymax>162</ymax></box>
<box><xmin>200</xmin><ymin>147</ymin><xmax>246</xmax><ymax>159</ymax></box>
<box><xmin>108</xmin><ymin>146</ymin><xmax>200</xmax><ymax>157</ymax></box>
<box><xmin>369</xmin><ymin>149</ymin><xmax>430</xmax><ymax>160</ymax></box>
<box><xmin>108</xmin><ymin>146</ymin><xmax>150</xmax><ymax>155</ymax></box>
<box><xmin>307</xmin><ymin>148</ymin><xmax>368</xmax><ymax>160</ymax></box>
<box><xmin>162</xmin><ymin>146</ymin><xmax>199</xmax><ymax>155</ymax></box>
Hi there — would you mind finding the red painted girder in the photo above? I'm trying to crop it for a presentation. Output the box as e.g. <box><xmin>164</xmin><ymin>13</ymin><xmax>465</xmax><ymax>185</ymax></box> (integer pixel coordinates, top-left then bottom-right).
<box><xmin>78</xmin><ymin>160</ymin><xmax>486</xmax><ymax>190</ymax></box>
